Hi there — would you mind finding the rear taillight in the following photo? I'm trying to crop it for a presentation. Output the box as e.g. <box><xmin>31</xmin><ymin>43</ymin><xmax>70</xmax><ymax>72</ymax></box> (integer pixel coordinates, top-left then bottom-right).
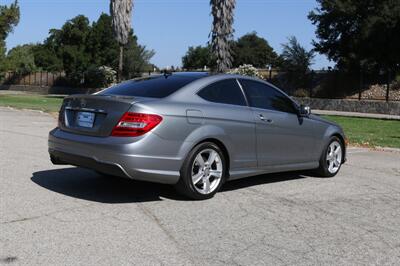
<box><xmin>111</xmin><ymin>112</ymin><xmax>163</xmax><ymax>137</ymax></box>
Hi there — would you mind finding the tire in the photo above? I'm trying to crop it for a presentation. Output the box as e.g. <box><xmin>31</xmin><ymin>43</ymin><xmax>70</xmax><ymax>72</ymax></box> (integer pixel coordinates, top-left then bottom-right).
<box><xmin>175</xmin><ymin>142</ymin><xmax>227</xmax><ymax>200</ymax></box>
<box><xmin>315</xmin><ymin>136</ymin><xmax>344</xmax><ymax>177</ymax></box>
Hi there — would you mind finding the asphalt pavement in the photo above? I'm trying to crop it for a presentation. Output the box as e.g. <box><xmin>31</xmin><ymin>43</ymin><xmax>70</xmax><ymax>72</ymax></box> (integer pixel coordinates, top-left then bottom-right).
<box><xmin>1</xmin><ymin>107</ymin><xmax>399</xmax><ymax>265</ymax></box>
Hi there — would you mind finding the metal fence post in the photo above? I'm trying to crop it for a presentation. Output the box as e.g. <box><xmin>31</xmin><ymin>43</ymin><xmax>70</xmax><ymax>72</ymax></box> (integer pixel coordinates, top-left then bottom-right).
<box><xmin>358</xmin><ymin>70</ymin><xmax>363</xmax><ymax>101</ymax></box>
<box><xmin>386</xmin><ymin>70</ymin><xmax>390</xmax><ymax>102</ymax></box>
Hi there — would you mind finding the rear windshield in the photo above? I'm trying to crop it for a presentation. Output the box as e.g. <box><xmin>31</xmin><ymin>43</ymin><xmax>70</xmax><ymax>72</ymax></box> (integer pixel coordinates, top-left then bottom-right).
<box><xmin>99</xmin><ymin>75</ymin><xmax>200</xmax><ymax>98</ymax></box>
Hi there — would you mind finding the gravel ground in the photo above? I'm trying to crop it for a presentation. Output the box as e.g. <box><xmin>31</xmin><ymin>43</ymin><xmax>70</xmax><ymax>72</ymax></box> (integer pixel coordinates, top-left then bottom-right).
<box><xmin>1</xmin><ymin>107</ymin><xmax>399</xmax><ymax>266</ymax></box>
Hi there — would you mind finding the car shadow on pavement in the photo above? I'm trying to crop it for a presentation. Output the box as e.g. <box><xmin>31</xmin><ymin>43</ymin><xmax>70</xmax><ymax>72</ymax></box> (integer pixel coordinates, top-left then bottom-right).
<box><xmin>31</xmin><ymin>167</ymin><xmax>183</xmax><ymax>203</ymax></box>
<box><xmin>222</xmin><ymin>172</ymin><xmax>306</xmax><ymax>192</ymax></box>
<box><xmin>31</xmin><ymin>167</ymin><xmax>307</xmax><ymax>203</ymax></box>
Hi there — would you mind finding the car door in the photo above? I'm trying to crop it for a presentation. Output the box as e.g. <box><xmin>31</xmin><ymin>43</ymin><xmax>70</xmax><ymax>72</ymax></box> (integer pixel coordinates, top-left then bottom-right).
<box><xmin>197</xmin><ymin>78</ymin><xmax>257</xmax><ymax>169</ymax></box>
<box><xmin>239</xmin><ymin>79</ymin><xmax>316</xmax><ymax>167</ymax></box>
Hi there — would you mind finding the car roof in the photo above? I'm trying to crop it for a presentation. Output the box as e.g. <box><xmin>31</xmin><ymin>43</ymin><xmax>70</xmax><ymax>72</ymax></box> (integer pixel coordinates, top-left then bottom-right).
<box><xmin>167</xmin><ymin>72</ymin><xmax>298</xmax><ymax>107</ymax></box>
<box><xmin>170</xmin><ymin>72</ymin><xmax>209</xmax><ymax>78</ymax></box>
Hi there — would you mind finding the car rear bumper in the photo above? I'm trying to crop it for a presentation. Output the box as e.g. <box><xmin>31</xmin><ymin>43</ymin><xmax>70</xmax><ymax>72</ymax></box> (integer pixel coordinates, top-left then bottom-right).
<box><xmin>48</xmin><ymin>128</ymin><xmax>183</xmax><ymax>184</ymax></box>
<box><xmin>49</xmin><ymin>149</ymin><xmax>131</xmax><ymax>178</ymax></box>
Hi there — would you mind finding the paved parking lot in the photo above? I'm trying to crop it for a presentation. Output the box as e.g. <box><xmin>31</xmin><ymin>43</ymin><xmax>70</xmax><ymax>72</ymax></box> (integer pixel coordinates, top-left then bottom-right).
<box><xmin>1</xmin><ymin>107</ymin><xmax>399</xmax><ymax>265</ymax></box>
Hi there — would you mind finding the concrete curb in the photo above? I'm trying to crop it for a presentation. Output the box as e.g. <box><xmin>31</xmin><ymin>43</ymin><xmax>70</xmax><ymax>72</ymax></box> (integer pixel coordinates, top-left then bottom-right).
<box><xmin>348</xmin><ymin>146</ymin><xmax>400</xmax><ymax>153</ymax></box>
<box><xmin>313</xmin><ymin>109</ymin><xmax>400</xmax><ymax>120</ymax></box>
<box><xmin>374</xmin><ymin>146</ymin><xmax>400</xmax><ymax>153</ymax></box>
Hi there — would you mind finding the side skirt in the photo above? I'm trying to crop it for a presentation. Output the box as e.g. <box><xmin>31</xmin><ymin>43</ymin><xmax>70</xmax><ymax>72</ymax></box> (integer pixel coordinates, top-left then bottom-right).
<box><xmin>228</xmin><ymin>161</ymin><xmax>319</xmax><ymax>181</ymax></box>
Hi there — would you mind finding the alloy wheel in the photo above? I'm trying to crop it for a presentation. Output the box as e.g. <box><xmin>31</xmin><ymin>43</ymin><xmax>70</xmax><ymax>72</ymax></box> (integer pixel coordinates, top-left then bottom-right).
<box><xmin>326</xmin><ymin>141</ymin><xmax>342</xmax><ymax>174</ymax></box>
<box><xmin>191</xmin><ymin>149</ymin><xmax>223</xmax><ymax>195</ymax></box>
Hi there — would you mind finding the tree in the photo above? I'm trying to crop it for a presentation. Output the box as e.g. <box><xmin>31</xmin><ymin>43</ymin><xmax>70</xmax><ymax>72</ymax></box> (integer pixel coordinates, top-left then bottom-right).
<box><xmin>110</xmin><ymin>0</ymin><xmax>133</xmax><ymax>81</ymax></box>
<box><xmin>280</xmin><ymin>36</ymin><xmax>315</xmax><ymax>90</ymax></box>
<box><xmin>2</xmin><ymin>12</ymin><xmax>153</xmax><ymax>85</ymax></box>
<box><xmin>210</xmin><ymin>0</ymin><xmax>236</xmax><ymax>72</ymax></box>
<box><xmin>281</xmin><ymin>36</ymin><xmax>314</xmax><ymax>73</ymax></box>
<box><xmin>3</xmin><ymin>44</ymin><xmax>37</xmax><ymax>73</ymax></box>
<box><xmin>123</xmin><ymin>33</ymin><xmax>155</xmax><ymax>79</ymax></box>
<box><xmin>0</xmin><ymin>0</ymin><xmax>20</xmax><ymax>70</ymax></box>
<box><xmin>87</xmin><ymin>13</ymin><xmax>119</xmax><ymax>69</ymax></box>
<box><xmin>233</xmin><ymin>32</ymin><xmax>279</xmax><ymax>68</ymax></box>
<box><xmin>182</xmin><ymin>45</ymin><xmax>215</xmax><ymax>70</ymax></box>
<box><xmin>32</xmin><ymin>43</ymin><xmax>63</xmax><ymax>72</ymax></box>
<box><xmin>32</xmin><ymin>14</ymin><xmax>153</xmax><ymax>85</ymax></box>
<box><xmin>309</xmin><ymin>0</ymin><xmax>400</xmax><ymax>73</ymax></box>
<box><xmin>45</xmin><ymin>15</ymin><xmax>91</xmax><ymax>85</ymax></box>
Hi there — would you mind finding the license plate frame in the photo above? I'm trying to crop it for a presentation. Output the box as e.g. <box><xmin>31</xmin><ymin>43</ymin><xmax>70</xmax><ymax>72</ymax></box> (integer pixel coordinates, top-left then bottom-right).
<box><xmin>76</xmin><ymin>111</ymin><xmax>95</xmax><ymax>128</ymax></box>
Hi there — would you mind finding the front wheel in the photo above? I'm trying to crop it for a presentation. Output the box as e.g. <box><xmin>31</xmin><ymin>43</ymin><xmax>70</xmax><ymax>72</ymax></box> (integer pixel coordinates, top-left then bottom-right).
<box><xmin>315</xmin><ymin>136</ymin><xmax>344</xmax><ymax>177</ymax></box>
<box><xmin>175</xmin><ymin>142</ymin><xmax>226</xmax><ymax>200</ymax></box>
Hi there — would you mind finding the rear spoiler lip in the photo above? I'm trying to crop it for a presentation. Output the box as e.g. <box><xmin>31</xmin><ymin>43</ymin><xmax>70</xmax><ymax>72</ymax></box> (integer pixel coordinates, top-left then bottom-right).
<box><xmin>64</xmin><ymin>93</ymin><xmax>135</xmax><ymax>102</ymax></box>
<box><xmin>63</xmin><ymin>94</ymin><xmax>159</xmax><ymax>105</ymax></box>
<box><xmin>64</xmin><ymin>106</ymin><xmax>107</xmax><ymax>114</ymax></box>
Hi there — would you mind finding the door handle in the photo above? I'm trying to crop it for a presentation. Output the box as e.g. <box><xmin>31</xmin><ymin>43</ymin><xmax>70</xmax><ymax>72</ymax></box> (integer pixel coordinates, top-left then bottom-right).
<box><xmin>258</xmin><ymin>114</ymin><xmax>273</xmax><ymax>123</ymax></box>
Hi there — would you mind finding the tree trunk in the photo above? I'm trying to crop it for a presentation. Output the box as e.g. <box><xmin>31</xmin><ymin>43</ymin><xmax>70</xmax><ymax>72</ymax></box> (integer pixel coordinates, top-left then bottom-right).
<box><xmin>118</xmin><ymin>45</ymin><xmax>124</xmax><ymax>82</ymax></box>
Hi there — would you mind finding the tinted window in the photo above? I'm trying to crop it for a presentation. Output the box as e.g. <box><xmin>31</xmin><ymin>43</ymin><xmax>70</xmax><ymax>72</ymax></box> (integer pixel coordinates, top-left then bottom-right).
<box><xmin>240</xmin><ymin>79</ymin><xmax>297</xmax><ymax>113</ymax></box>
<box><xmin>99</xmin><ymin>75</ymin><xmax>202</xmax><ymax>98</ymax></box>
<box><xmin>198</xmin><ymin>79</ymin><xmax>246</xmax><ymax>106</ymax></box>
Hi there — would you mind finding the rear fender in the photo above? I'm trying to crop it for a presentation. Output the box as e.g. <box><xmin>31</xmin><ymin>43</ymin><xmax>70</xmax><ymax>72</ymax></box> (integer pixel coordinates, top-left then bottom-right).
<box><xmin>178</xmin><ymin>124</ymin><xmax>233</xmax><ymax>166</ymax></box>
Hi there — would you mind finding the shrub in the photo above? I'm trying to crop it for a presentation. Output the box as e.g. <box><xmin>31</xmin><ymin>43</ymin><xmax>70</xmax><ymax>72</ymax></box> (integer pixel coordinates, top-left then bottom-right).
<box><xmin>66</xmin><ymin>71</ymin><xmax>85</xmax><ymax>87</ymax></box>
<box><xmin>292</xmin><ymin>88</ymin><xmax>309</xmax><ymax>97</ymax></box>
<box><xmin>84</xmin><ymin>66</ymin><xmax>116</xmax><ymax>88</ymax></box>
<box><xmin>227</xmin><ymin>64</ymin><xmax>264</xmax><ymax>79</ymax></box>
<box><xmin>391</xmin><ymin>73</ymin><xmax>400</xmax><ymax>90</ymax></box>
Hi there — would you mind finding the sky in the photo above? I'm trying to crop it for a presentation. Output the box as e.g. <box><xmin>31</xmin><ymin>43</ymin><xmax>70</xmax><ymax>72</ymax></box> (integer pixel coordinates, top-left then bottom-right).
<box><xmin>3</xmin><ymin>0</ymin><xmax>334</xmax><ymax>69</ymax></box>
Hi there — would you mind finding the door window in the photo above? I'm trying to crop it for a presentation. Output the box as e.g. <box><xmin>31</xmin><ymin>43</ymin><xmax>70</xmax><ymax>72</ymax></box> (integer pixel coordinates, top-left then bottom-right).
<box><xmin>198</xmin><ymin>79</ymin><xmax>247</xmax><ymax>106</ymax></box>
<box><xmin>240</xmin><ymin>79</ymin><xmax>297</xmax><ymax>113</ymax></box>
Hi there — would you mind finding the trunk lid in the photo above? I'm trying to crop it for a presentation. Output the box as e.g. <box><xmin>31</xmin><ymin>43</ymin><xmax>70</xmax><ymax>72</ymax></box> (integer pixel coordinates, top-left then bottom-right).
<box><xmin>59</xmin><ymin>94</ymin><xmax>140</xmax><ymax>137</ymax></box>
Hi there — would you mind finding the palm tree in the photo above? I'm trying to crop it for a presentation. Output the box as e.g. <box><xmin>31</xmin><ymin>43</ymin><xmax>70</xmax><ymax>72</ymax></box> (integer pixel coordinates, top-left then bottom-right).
<box><xmin>210</xmin><ymin>0</ymin><xmax>236</xmax><ymax>73</ymax></box>
<box><xmin>110</xmin><ymin>0</ymin><xmax>133</xmax><ymax>81</ymax></box>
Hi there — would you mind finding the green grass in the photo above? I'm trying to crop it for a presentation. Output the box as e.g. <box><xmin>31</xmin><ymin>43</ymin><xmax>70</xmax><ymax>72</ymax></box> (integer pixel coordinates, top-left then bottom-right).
<box><xmin>0</xmin><ymin>94</ymin><xmax>63</xmax><ymax>113</ymax></box>
<box><xmin>322</xmin><ymin>115</ymin><xmax>400</xmax><ymax>148</ymax></box>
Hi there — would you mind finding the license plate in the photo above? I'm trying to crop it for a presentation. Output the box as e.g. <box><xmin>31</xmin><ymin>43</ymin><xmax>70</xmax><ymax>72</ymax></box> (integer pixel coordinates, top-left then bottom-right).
<box><xmin>76</xmin><ymin>112</ymin><xmax>95</xmax><ymax>128</ymax></box>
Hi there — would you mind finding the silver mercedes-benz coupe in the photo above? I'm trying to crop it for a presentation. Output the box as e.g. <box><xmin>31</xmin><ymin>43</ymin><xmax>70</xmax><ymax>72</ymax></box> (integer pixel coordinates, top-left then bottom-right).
<box><xmin>49</xmin><ymin>72</ymin><xmax>346</xmax><ymax>199</ymax></box>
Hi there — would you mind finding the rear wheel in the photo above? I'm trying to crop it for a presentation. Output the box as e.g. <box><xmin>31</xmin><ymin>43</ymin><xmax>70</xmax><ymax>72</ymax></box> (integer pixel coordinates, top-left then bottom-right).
<box><xmin>315</xmin><ymin>136</ymin><xmax>344</xmax><ymax>177</ymax></box>
<box><xmin>175</xmin><ymin>142</ymin><xmax>226</xmax><ymax>200</ymax></box>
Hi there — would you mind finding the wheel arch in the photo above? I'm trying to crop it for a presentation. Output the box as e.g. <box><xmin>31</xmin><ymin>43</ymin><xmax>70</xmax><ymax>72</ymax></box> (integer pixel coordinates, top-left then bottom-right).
<box><xmin>197</xmin><ymin>138</ymin><xmax>230</xmax><ymax>172</ymax></box>
<box><xmin>330</xmin><ymin>133</ymin><xmax>347</xmax><ymax>163</ymax></box>
<box><xmin>188</xmin><ymin>138</ymin><xmax>231</xmax><ymax>176</ymax></box>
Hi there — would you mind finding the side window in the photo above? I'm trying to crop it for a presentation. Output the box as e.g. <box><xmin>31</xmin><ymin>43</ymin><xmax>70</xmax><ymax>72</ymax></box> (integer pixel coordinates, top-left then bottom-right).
<box><xmin>240</xmin><ymin>79</ymin><xmax>297</xmax><ymax>113</ymax></box>
<box><xmin>198</xmin><ymin>79</ymin><xmax>247</xmax><ymax>106</ymax></box>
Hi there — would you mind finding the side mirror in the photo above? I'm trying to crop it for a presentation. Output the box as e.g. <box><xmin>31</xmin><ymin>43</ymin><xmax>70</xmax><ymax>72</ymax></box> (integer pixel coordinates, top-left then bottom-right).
<box><xmin>299</xmin><ymin>105</ymin><xmax>311</xmax><ymax>117</ymax></box>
